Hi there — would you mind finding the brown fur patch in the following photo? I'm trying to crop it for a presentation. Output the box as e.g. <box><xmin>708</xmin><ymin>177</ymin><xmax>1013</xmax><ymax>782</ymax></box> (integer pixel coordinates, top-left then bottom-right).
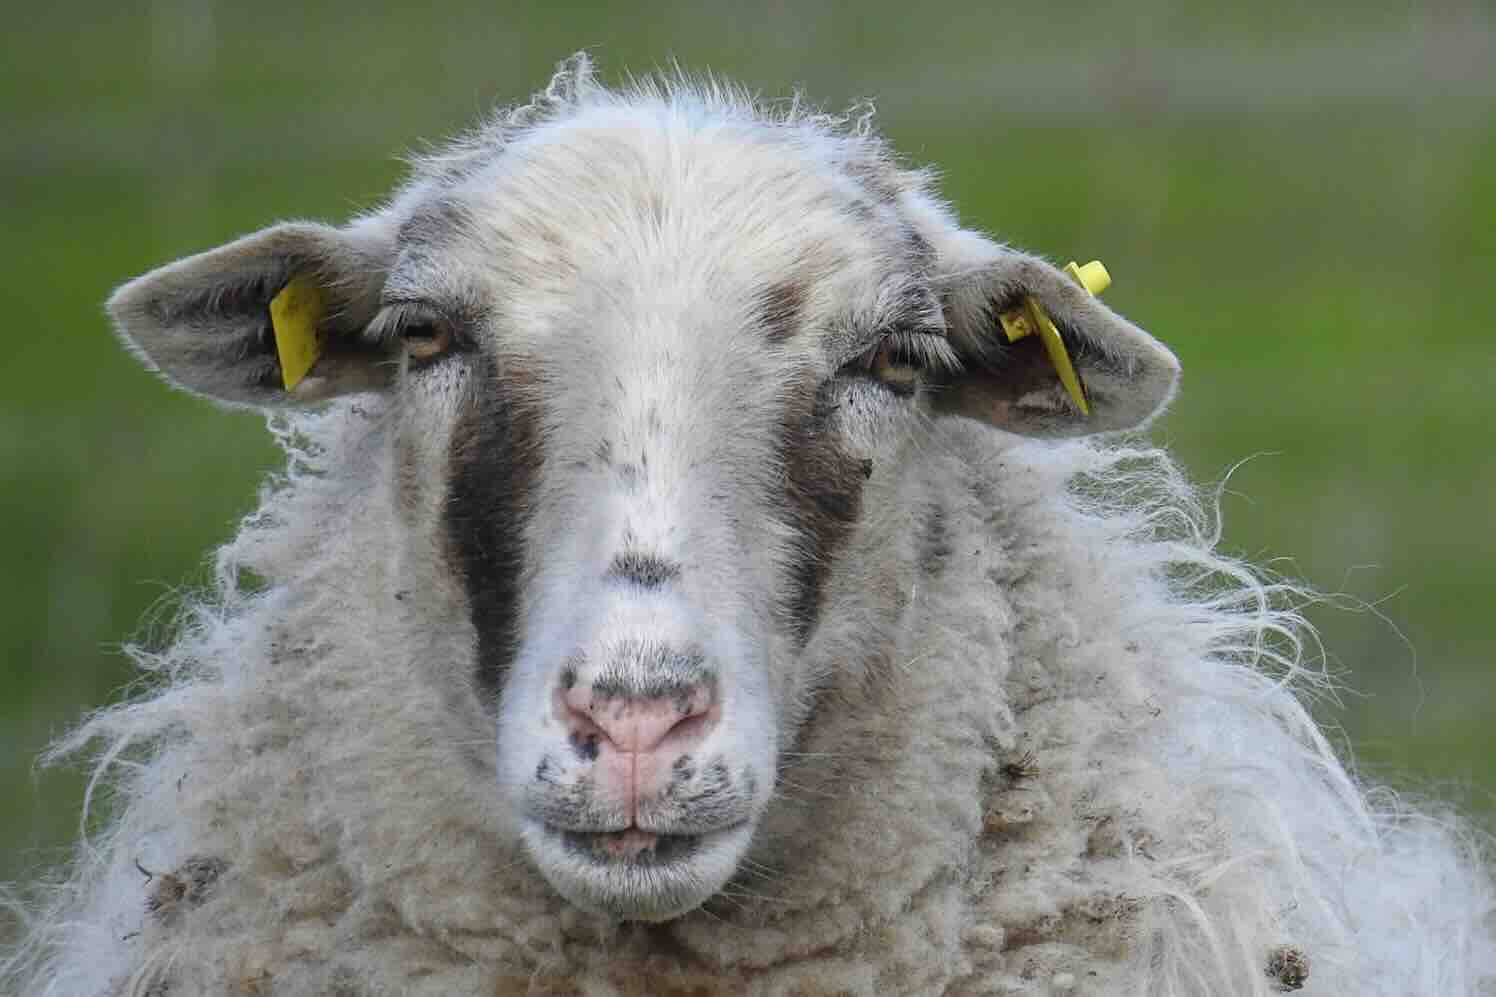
<box><xmin>758</xmin><ymin>280</ymin><xmax>807</xmax><ymax>344</ymax></box>
<box><xmin>780</xmin><ymin>377</ymin><xmax>867</xmax><ymax>643</ymax></box>
<box><xmin>397</xmin><ymin>196</ymin><xmax>475</xmax><ymax>250</ymax></box>
<box><xmin>444</xmin><ymin>352</ymin><xmax>544</xmax><ymax>700</ymax></box>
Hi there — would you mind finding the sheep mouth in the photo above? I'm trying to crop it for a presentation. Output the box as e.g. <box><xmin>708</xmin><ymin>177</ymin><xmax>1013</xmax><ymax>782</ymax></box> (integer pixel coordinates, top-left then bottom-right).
<box><xmin>524</xmin><ymin>819</ymin><xmax>754</xmax><ymax>921</ymax></box>
<box><xmin>559</xmin><ymin>827</ymin><xmax>703</xmax><ymax>866</ymax></box>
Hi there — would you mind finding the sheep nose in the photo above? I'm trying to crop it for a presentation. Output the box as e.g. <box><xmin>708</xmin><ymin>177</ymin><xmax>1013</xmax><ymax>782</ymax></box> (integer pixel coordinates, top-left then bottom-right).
<box><xmin>561</xmin><ymin>681</ymin><xmax>717</xmax><ymax>756</ymax></box>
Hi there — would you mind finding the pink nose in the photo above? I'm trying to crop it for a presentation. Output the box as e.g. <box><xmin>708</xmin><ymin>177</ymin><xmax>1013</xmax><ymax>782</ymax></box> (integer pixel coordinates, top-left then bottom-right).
<box><xmin>558</xmin><ymin>681</ymin><xmax>719</xmax><ymax>815</ymax></box>
<box><xmin>561</xmin><ymin>682</ymin><xmax>717</xmax><ymax>755</ymax></box>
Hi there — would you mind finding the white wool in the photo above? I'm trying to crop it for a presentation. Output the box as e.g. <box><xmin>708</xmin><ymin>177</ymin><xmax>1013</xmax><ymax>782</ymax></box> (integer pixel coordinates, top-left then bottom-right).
<box><xmin>4</xmin><ymin>56</ymin><xmax>1493</xmax><ymax>996</ymax></box>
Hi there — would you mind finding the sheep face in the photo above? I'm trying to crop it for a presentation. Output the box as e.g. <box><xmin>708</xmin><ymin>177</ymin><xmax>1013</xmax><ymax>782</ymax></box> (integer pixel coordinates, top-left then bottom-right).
<box><xmin>107</xmin><ymin>99</ymin><xmax>1179</xmax><ymax>922</ymax></box>
<box><xmin>408</xmin><ymin>110</ymin><xmax>957</xmax><ymax>920</ymax></box>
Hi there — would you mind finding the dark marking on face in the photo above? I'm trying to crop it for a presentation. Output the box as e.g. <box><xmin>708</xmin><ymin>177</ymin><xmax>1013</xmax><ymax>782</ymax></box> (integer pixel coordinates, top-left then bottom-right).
<box><xmin>918</xmin><ymin>502</ymin><xmax>952</xmax><ymax>574</ymax></box>
<box><xmin>671</xmin><ymin>686</ymin><xmax>698</xmax><ymax>716</ymax></box>
<box><xmin>607</xmin><ymin>550</ymin><xmax>681</xmax><ymax>589</ymax></box>
<box><xmin>536</xmin><ymin>756</ymin><xmax>555</xmax><ymax>783</ymax></box>
<box><xmin>571</xmin><ymin>731</ymin><xmax>601</xmax><ymax>762</ymax></box>
<box><xmin>591</xmin><ymin>673</ymin><xmax>705</xmax><ymax>706</ymax></box>
<box><xmin>759</xmin><ymin>281</ymin><xmax>807</xmax><ymax>344</ymax></box>
<box><xmin>595</xmin><ymin>438</ymin><xmax>614</xmax><ymax>466</ymax></box>
<box><xmin>398</xmin><ymin>197</ymin><xmax>476</xmax><ymax>251</ymax></box>
<box><xmin>780</xmin><ymin>377</ymin><xmax>868</xmax><ymax>644</ymax></box>
<box><xmin>560</xmin><ymin>657</ymin><xmax>582</xmax><ymax>692</ymax></box>
<box><xmin>705</xmin><ymin>758</ymin><xmax>730</xmax><ymax>789</ymax></box>
<box><xmin>672</xmin><ymin>755</ymin><xmax>696</xmax><ymax>783</ymax></box>
<box><xmin>635</xmin><ymin>755</ymin><xmax>758</xmax><ymax>832</ymax></box>
<box><xmin>525</xmin><ymin>777</ymin><xmax>628</xmax><ymax>831</ymax></box>
<box><xmin>590</xmin><ymin>640</ymin><xmax>711</xmax><ymax>701</ymax></box>
<box><xmin>644</xmin><ymin>770</ymin><xmax>749</xmax><ymax>830</ymax></box>
<box><xmin>860</xmin><ymin>458</ymin><xmax>874</xmax><ymax>479</ymax></box>
<box><xmin>444</xmin><ymin>351</ymin><xmax>542</xmax><ymax>702</ymax></box>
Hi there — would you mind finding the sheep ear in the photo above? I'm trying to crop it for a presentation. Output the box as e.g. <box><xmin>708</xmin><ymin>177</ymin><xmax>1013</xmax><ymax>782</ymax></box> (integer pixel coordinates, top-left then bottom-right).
<box><xmin>108</xmin><ymin>221</ymin><xmax>396</xmax><ymax>408</ymax></box>
<box><xmin>927</xmin><ymin>245</ymin><xmax>1180</xmax><ymax>437</ymax></box>
<box><xmin>896</xmin><ymin>192</ymin><xmax>1178</xmax><ymax>436</ymax></box>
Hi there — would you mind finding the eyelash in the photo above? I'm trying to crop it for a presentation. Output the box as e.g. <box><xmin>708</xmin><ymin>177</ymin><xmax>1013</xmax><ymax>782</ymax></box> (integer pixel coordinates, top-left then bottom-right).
<box><xmin>851</xmin><ymin>330</ymin><xmax>958</xmax><ymax>392</ymax></box>
<box><xmin>373</xmin><ymin>302</ymin><xmax>468</xmax><ymax>367</ymax></box>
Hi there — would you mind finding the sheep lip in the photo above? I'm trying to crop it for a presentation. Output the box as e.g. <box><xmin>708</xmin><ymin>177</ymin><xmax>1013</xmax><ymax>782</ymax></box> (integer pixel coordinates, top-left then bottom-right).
<box><xmin>559</xmin><ymin>827</ymin><xmax>702</xmax><ymax>866</ymax></box>
<box><xmin>524</xmin><ymin>818</ymin><xmax>755</xmax><ymax>921</ymax></box>
<box><xmin>541</xmin><ymin>821</ymin><xmax>748</xmax><ymax>865</ymax></box>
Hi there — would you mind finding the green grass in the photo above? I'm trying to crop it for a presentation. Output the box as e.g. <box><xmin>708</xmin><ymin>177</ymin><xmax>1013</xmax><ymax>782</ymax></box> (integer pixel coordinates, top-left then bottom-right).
<box><xmin>3</xmin><ymin>0</ymin><xmax>1493</xmax><ymax>893</ymax></box>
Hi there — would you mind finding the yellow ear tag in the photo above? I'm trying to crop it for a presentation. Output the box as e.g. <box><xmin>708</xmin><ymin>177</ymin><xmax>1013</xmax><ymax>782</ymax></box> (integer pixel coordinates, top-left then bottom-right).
<box><xmin>269</xmin><ymin>275</ymin><xmax>325</xmax><ymax>391</ymax></box>
<box><xmin>998</xmin><ymin>259</ymin><xmax>1111</xmax><ymax>416</ymax></box>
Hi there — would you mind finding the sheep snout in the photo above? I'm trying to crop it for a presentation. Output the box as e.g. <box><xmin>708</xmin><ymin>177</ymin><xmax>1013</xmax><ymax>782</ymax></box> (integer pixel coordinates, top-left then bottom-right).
<box><xmin>557</xmin><ymin>679</ymin><xmax>720</xmax><ymax>813</ymax></box>
<box><xmin>560</xmin><ymin>679</ymin><xmax>717</xmax><ymax>754</ymax></box>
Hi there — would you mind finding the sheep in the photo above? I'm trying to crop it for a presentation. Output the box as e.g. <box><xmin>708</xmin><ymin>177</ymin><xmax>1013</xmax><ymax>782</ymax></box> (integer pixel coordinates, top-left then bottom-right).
<box><xmin>4</xmin><ymin>54</ymin><xmax>1494</xmax><ymax>997</ymax></box>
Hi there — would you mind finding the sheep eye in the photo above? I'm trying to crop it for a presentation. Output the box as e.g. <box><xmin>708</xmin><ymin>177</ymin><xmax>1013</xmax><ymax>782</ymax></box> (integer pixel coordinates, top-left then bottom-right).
<box><xmin>402</xmin><ymin>318</ymin><xmax>455</xmax><ymax>364</ymax></box>
<box><xmin>867</xmin><ymin>337</ymin><xmax>924</xmax><ymax>394</ymax></box>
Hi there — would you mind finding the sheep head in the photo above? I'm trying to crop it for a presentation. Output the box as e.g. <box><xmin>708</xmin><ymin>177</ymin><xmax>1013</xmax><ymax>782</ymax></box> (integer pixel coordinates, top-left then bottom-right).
<box><xmin>106</xmin><ymin>99</ymin><xmax>1179</xmax><ymax>922</ymax></box>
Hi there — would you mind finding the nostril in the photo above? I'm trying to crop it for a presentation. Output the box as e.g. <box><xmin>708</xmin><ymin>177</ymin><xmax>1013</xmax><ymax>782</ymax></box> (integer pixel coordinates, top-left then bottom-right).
<box><xmin>665</xmin><ymin>707</ymin><xmax>712</xmax><ymax>745</ymax></box>
<box><xmin>564</xmin><ymin>707</ymin><xmax>607</xmax><ymax>762</ymax></box>
<box><xmin>560</xmin><ymin>682</ymin><xmax>718</xmax><ymax>755</ymax></box>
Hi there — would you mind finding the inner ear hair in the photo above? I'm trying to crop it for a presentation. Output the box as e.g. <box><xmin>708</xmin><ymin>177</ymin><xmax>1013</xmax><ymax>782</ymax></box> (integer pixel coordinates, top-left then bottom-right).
<box><xmin>929</xmin><ymin>330</ymin><xmax>1083</xmax><ymax>427</ymax></box>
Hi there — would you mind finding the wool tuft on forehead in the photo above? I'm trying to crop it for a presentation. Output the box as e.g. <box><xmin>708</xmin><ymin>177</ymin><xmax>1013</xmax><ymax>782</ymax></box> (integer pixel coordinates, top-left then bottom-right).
<box><xmin>398</xmin><ymin>53</ymin><xmax>919</xmax><ymax>213</ymax></box>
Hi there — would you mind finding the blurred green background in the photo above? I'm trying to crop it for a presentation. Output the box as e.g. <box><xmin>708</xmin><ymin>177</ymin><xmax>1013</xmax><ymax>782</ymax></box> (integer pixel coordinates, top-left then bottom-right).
<box><xmin>3</xmin><ymin>0</ymin><xmax>1492</xmax><ymax>898</ymax></box>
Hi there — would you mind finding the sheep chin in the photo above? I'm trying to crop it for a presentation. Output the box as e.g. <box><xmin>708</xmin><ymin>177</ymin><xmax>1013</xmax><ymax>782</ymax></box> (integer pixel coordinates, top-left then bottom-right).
<box><xmin>520</xmin><ymin>818</ymin><xmax>754</xmax><ymax>921</ymax></box>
